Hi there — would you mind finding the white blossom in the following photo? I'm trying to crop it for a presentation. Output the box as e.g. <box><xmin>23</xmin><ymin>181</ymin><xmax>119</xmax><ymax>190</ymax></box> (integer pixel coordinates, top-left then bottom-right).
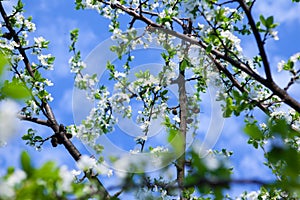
<box><xmin>270</xmin><ymin>110</ymin><xmax>286</xmax><ymax>119</ymax></box>
<box><xmin>173</xmin><ymin>115</ymin><xmax>180</xmax><ymax>123</ymax></box>
<box><xmin>203</xmin><ymin>154</ymin><xmax>220</xmax><ymax>170</ymax></box>
<box><xmin>220</xmin><ymin>30</ymin><xmax>242</xmax><ymax>52</ymax></box>
<box><xmin>270</xmin><ymin>30</ymin><xmax>279</xmax><ymax>40</ymax></box>
<box><xmin>24</xmin><ymin>20</ymin><xmax>36</xmax><ymax>32</ymax></box>
<box><xmin>238</xmin><ymin>191</ymin><xmax>259</xmax><ymax>200</ymax></box>
<box><xmin>0</xmin><ymin>182</ymin><xmax>14</xmax><ymax>198</ymax></box>
<box><xmin>114</xmin><ymin>71</ymin><xmax>126</xmax><ymax>79</ymax></box>
<box><xmin>102</xmin><ymin>6</ymin><xmax>113</xmax><ymax>19</ymax></box>
<box><xmin>139</xmin><ymin>120</ymin><xmax>151</xmax><ymax>131</ymax></box>
<box><xmin>10</xmin><ymin>41</ymin><xmax>19</xmax><ymax>48</ymax></box>
<box><xmin>259</xmin><ymin>123</ymin><xmax>267</xmax><ymax>129</ymax></box>
<box><xmin>7</xmin><ymin>169</ymin><xmax>26</xmax><ymax>186</ymax></box>
<box><xmin>11</xmin><ymin>54</ymin><xmax>24</xmax><ymax>63</ymax></box>
<box><xmin>44</xmin><ymin>79</ymin><xmax>54</xmax><ymax>86</ymax></box>
<box><xmin>28</xmin><ymin>99</ymin><xmax>39</xmax><ymax>115</ymax></box>
<box><xmin>130</xmin><ymin>149</ymin><xmax>140</xmax><ymax>154</ymax></box>
<box><xmin>0</xmin><ymin>41</ymin><xmax>14</xmax><ymax>51</ymax></box>
<box><xmin>34</xmin><ymin>37</ymin><xmax>47</xmax><ymax>48</ymax></box>
<box><xmin>277</xmin><ymin>60</ymin><xmax>285</xmax><ymax>72</ymax></box>
<box><xmin>45</xmin><ymin>93</ymin><xmax>54</xmax><ymax>102</ymax></box>
<box><xmin>59</xmin><ymin>166</ymin><xmax>74</xmax><ymax>193</ymax></box>
<box><xmin>95</xmin><ymin>162</ymin><xmax>113</xmax><ymax>177</ymax></box>
<box><xmin>70</xmin><ymin>61</ymin><xmax>86</xmax><ymax>73</ymax></box>
<box><xmin>150</xmin><ymin>146</ymin><xmax>168</xmax><ymax>153</ymax></box>
<box><xmin>72</xmin><ymin>170</ymin><xmax>82</xmax><ymax>177</ymax></box>
<box><xmin>152</xmin><ymin>2</ymin><xmax>159</xmax><ymax>9</ymax></box>
<box><xmin>37</xmin><ymin>54</ymin><xmax>54</xmax><ymax>70</ymax></box>
<box><xmin>77</xmin><ymin>155</ymin><xmax>97</xmax><ymax>170</ymax></box>
<box><xmin>197</xmin><ymin>23</ymin><xmax>205</xmax><ymax>30</ymax></box>
<box><xmin>0</xmin><ymin>169</ymin><xmax>26</xmax><ymax>198</ymax></box>
<box><xmin>290</xmin><ymin>52</ymin><xmax>300</xmax><ymax>63</ymax></box>
<box><xmin>135</xmin><ymin>135</ymin><xmax>148</xmax><ymax>142</ymax></box>
<box><xmin>68</xmin><ymin>125</ymin><xmax>78</xmax><ymax>137</ymax></box>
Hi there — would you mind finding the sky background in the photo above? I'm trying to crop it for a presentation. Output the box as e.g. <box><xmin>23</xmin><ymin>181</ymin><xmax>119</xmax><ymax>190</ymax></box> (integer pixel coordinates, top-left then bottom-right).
<box><xmin>0</xmin><ymin>0</ymin><xmax>300</xmax><ymax>198</ymax></box>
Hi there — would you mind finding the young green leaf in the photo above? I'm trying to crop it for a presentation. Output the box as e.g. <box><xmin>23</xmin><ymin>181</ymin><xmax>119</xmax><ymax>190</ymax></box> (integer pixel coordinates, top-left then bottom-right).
<box><xmin>244</xmin><ymin>123</ymin><xmax>263</xmax><ymax>139</ymax></box>
<box><xmin>21</xmin><ymin>151</ymin><xmax>33</xmax><ymax>175</ymax></box>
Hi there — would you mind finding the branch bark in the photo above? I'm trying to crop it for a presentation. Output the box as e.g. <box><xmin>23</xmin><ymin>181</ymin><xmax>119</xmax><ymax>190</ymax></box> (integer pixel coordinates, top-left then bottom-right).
<box><xmin>177</xmin><ymin>68</ymin><xmax>187</xmax><ymax>200</ymax></box>
<box><xmin>17</xmin><ymin>114</ymin><xmax>51</xmax><ymax>126</ymax></box>
<box><xmin>237</xmin><ymin>0</ymin><xmax>273</xmax><ymax>81</ymax></box>
<box><xmin>148</xmin><ymin>26</ymin><xmax>300</xmax><ymax>113</ymax></box>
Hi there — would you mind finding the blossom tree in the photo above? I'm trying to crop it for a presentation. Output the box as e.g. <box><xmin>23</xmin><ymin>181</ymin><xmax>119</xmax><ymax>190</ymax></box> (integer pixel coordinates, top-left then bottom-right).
<box><xmin>0</xmin><ymin>0</ymin><xmax>299</xmax><ymax>199</ymax></box>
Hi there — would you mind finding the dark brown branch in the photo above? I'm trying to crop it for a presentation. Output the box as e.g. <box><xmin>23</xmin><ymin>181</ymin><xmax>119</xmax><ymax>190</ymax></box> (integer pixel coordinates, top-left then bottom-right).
<box><xmin>284</xmin><ymin>76</ymin><xmax>299</xmax><ymax>91</ymax></box>
<box><xmin>210</xmin><ymin>56</ymin><xmax>270</xmax><ymax>115</ymax></box>
<box><xmin>147</xmin><ymin>26</ymin><xmax>300</xmax><ymax>113</ymax></box>
<box><xmin>237</xmin><ymin>0</ymin><xmax>273</xmax><ymax>81</ymax></box>
<box><xmin>17</xmin><ymin>114</ymin><xmax>51</xmax><ymax>126</ymax></box>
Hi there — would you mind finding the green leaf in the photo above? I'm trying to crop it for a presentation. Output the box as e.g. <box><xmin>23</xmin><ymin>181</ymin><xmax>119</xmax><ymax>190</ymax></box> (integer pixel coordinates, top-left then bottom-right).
<box><xmin>47</xmin><ymin>56</ymin><xmax>55</xmax><ymax>64</ymax></box>
<box><xmin>13</xmin><ymin>0</ymin><xmax>24</xmax><ymax>12</ymax></box>
<box><xmin>0</xmin><ymin>53</ymin><xmax>7</xmax><ymax>76</ymax></box>
<box><xmin>269</xmin><ymin>118</ymin><xmax>288</xmax><ymax>137</ymax></box>
<box><xmin>260</xmin><ymin>15</ymin><xmax>277</xmax><ymax>29</ymax></box>
<box><xmin>259</xmin><ymin>15</ymin><xmax>266</xmax><ymax>26</ymax></box>
<box><xmin>160</xmin><ymin>89</ymin><xmax>168</xmax><ymax>96</ymax></box>
<box><xmin>180</xmin><ymin>59</ymin><xmax>189</xmax><ymax>71</ymax></box>
<box><xmin>34</xmin><ymin>161</ymin><xmax>58</xmax><ymax>179</ymax></box>
<box><xmin>21</xmin><ymin>151</ymin><xmax>32</xmax><ymax>175</ymax></box>
<box><xmin>223</xmin><ymin>97</ymin><xmax>233</xmax><ymax>118</ymax></box>
<box><xmin>1</xmin><ymin>79</ymin><xmax>30</xmax><ymax>99</ymax></box>
<box><xmin>266</xmin><ymin>16</ymin><xmax>274</xmax><ymax>27</ymax></box>
<box><xmin>70</xmin><ymin>29</ymin><xmax>79</xmax><ymax>41</ymax></box>
<box><xmin>33</xmin><ymin>136</ymin><xmax>43</xmax><ymax>141</ymax></box>
<box><xmin>206</xmin><ymin>44</ymin><xmax>213</xmax><ymax>54</ymax></box>
<box><xmin>244</xmin><ymin>123</ymin><xmax>263</xmax><ymax>139</ymax></box>
<box><xmin>268</xmin><ymin>146</ymin><xmax>300</xmax><ymax>177</ymax></box>
<box><xmin>168</xmin><ymin>128</ymin><xmax>184</xmax><ymax>155</ymax></box>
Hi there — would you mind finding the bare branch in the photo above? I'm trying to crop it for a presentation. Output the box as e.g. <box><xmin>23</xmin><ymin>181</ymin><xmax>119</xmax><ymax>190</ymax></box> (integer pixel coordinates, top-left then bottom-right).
<box><xmin>17</xmin><ymin>114</ymin><xmax>51</xmax><ymax>126</ymax></box>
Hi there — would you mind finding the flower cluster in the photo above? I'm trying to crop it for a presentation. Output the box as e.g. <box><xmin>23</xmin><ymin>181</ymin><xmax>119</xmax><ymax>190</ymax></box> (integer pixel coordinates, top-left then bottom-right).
<box><xmin>0</xmin><ymin>169</ymin><xmax>26</xmax><ymax>198</ymax></box>
<box><xmin>277</xmin><ymin>52</ymin><xmax>300</xmax><ymax>72</ymax></box>
<box><xmin>76</xmin><ymin>155</ymin><xmax>113</xmax><ymax>177</ymax></box>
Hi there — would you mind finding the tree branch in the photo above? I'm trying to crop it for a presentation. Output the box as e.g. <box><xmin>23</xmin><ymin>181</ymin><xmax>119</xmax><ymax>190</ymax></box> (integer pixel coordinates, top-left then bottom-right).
<box><xmin>147</xmin><ymin>26</ymin><xmax>300</xmax><ymax>113</ymax></box>
<box><xmin>237</xmin><ymin>0</ymin><xmax>273</xmax><ymax>81</ymax></box>
<box><xmin>209</xmin><ymin>56</ymin><xmax>270</xmax><ymax>115</ymax></box>
<box><xmin>17</xmin><ymin>114</ymin><xmax>51</xmax><ymax>126</ymax></box>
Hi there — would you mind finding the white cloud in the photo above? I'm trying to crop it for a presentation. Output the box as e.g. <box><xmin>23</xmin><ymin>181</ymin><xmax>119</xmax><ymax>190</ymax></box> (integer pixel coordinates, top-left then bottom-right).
<box><xmin>58</xmin><ymin>88</ymin><xmax>73</xmax><ymax>114</ymax></box>
<box><xmin>0</xmin><ymin>100</ymin><xmax>20</xmax><ymax>147</ymax></box>
<box><xmin>254</xmin><ymin>0</ymin><xmax>300</xmax><ymax>25</ymax></box>
<box><xmin>1</xmin><ymin>0</ymin><xmax>18</xmax><ymax>15</ymax></box>
<box><xmin>238</xmin><ymin>152</ymin><xmax>271</xmax><ymax>179</ymax></box>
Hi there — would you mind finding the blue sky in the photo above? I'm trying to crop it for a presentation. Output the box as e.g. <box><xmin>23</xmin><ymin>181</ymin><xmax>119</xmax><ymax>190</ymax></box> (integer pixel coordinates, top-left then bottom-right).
<box><xmin>0</xmin><ymin>0</ymin><xmax>300</xmax><ymax>198</ymax></box>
